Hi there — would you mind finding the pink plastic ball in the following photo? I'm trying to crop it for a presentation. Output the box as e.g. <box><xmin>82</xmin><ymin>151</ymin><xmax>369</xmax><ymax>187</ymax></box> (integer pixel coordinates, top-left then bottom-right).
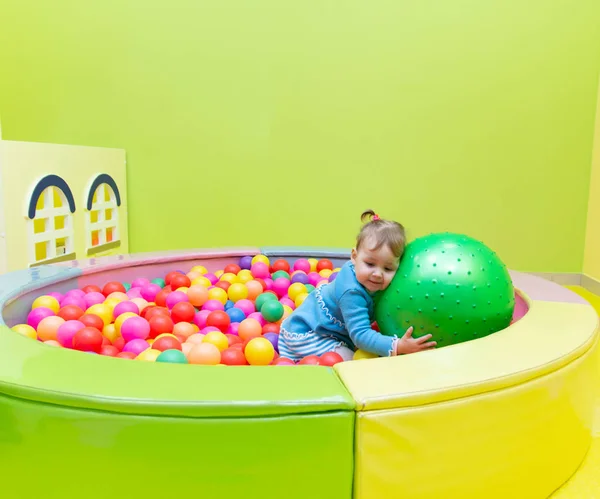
<box><xmin>201</xmin><ymin>299</ymin><xmax>225</xmax><ymax>312</ymax></box>
<box><xmin>234</xmin><ymin>299</ymin><xmax>255</xmax><ymax>316</ymax></box>
<box><xmin>123</xmin><ymin>338</ymin><xmax>150</xmax><ymax>355</ymax></box>
<box><xmin>126</xmin><ymin>287</ymin><xmax>143</xmax><ymax>299</ymax></box>
<box><xmin>272</xmin><ymin>278</ymin><xmax>290</xmax><ymax>298</ymax></box>
<box><xmin>84</xmin><ymin>292</ymin><xmax>106</xmax><ymax>308</ymax></box>
<box><xmin>121</xmin><ymin>316</ymin><xmax>151</xmax><ymax>342</ymax></box>
<box><xmin>204</xmin><ymin>273</ymin><xmax>219</xmax><ymax>285</ymax></box>
<box><xmin>193</xmin><ymin>310</ymin><xmax>211</xmax><ymax>329</ymax></box>
<box><xmin>200</xmin><ymin>326</ymin><xmax>221</xmax><ymax>335</ymax></box>
<box><xmin>263</xmin><ymin>278</ymin><xmax>273</xmax><ymax>291</ymax></box>
<box><xmin>140</xmin><ymin>283</ymin><xmax>162</xmax><ymax>302</ymax></box>
<box><xmin>293</xmin><ymin>259</ymin><xmax>311</xmax><ymax>273</ymax></box>
<box><xmin>56</xmin><ymin>320</ymin><xmax>85</xmax><ymax>348</ymax></box>
<box><xmin>27</xmin><ymin>307</ymin><xmax>55</xmax><ymax>329</ymax></box>
<box><xmin>280</xmin><ymin>297</ymin><xmax>295</xmax><ymax>309</ymax></box>
<box><xmin>131</xmin><ymin>278</ymin><xmax>150</xmax><ymax>289</ymax></box>
<box><xmin>60</xmin><ymin>295</ymin><xmax>87</xmax><ymax>310</ymax></box>
<box><xmin>308</xmin><ymin>272</ymin><xmax>322</xmax><ymax>286</ymax></box>
<box><xmin>48</xmin><ymin>292</ymin><xmax>64</xmax><ymax>302</ymax></box>
<box><xmin>227</xmin><ymin>322</ymin><xmax>240</xmax><ymax>336</ymax></box>
<box><xmin>250</xmin><ymin>262</ymin><xmax>270</xmax><ymax>279</ymax></box>
<box><xmin>166</xmin><ymin>291</ymin><xmax>189</xmax><ymax>309</ymax></box>
<box><xmin>64</xmin><ymin>289</ymin><xmax>86</xmax><ymax>299</ymax></box>
<box><xmin>113</xmin><ymin>301</ymin><xmax>140</xmax><ymax>318</ymax></box>
<box><xmin>248</xmin><ymin>312</ymin><xmax>267</xmax><ymax>327</ymax></box>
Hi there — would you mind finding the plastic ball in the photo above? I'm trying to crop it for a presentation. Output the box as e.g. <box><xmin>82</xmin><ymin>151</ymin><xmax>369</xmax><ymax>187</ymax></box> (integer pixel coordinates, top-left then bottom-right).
<box><xmin>307</xmin><ymin>258</ymin><xmax>318</xmax><ymax>272</ymax></box>
<box><xmin>117</xmin><ymin>351</ymin><xmax>137</xmax><ymax>360</ymax></box>
<box><xmin>255</xmin><ymin>292</ymin><xmax>278</xmax><ymax>311</ymax></box>
<box><xmin>190</xmin><ymin>265</ymin><xmax>208</xmax><ymax>275</ymax></box>
<box><xmin>317</xmin><ymin>259</ymin><xmax>334</xmax><ymax>272</ymax></box>
<box><xmin>272</xmin><ymin>357</ymin><xmax>295</xmax><ymax>366</ymax></box>
<box><xmin>251</xmin><ymin>254</ymin><xmax>270</xmax><ymax>266</ymax></box>
<box><xmin>173</xmin><ymin>322</ymin><xmax>198</xmax><ymax>339</ymax></box>
<box><xmin>271</xmin><ymin>270</ymin><xmax>291</xmax><ymax>281</ymax></box>
<box><xmin>238</xmin><ymin>318</ymin><xmax>263</xmax><ymax>341</ymax></box>
<box><xmin>307</xmin><ymin>272</ymin><xmax>322</xmax><ymax>286</ymax></box>
<box><xmin>60</xmin><ymin>295</ymin><xmax>87</xmax><ymax>310</ymax></box>
<box><xmin>194</xmin><ymin>310</ymin><xmax>211</xmax><ymax>329</ymax></box>
<box><xmin>140</xmin><ymin>283</ymin><xmax>162</xmax><ymax>302</ymax></box>
<box><xmin>136</xmin><ymin>348</ymin><xmax>161</xmax><ymax>361</ymax></box>
<box><xmin>120</xmin><ymin>316</ymin><xmax>151</xmax><ymax>342</ymax></box>
<box><xmin>113</xmin><ymin>301</ymin><xmax>140</xmax><ymax>318</ymax></box>
<box><xmin>219</xmin><ymin>272</ymin><xmax>238</xmax><ymax>284</ymax></box>
<box><xmin>374</xmin><ymin>232</ymin><xmax>515</xmax><ymax>349</ymax></box>
<box><xmin>100</xmin><ymin>345</ymin><xmax>119</xmax><ymax>357</ymax></box>
<box><xmin>86</xmin><ymin>303</ymin><xmax>113</xmax><ymax>326</ymax></box>
<box><xmin>245</xmin><ymin>280</ymin><xmax>263</xmax><ymax>301</ymax></box>
<box><xmin>12</xmin><ymin>323</ymin><xmax>37</xmax><ymax>340</ymax></box>
<box><xmin>73</xmin><ymin>326</ymin><xmax>104</xmax><ymax>352</ymax></box>
<box><xmin>57</xmin><ymin>305</ymin><xmax>84</xmax><ymax>323</ymax></box>
<box><xmin>165</xmin><ymin>291</ymin><xmax>189</xmax><ymax>309</ymax></box>
<box><xmin>245</xmin><ymin>337</ymin><xmax>275</xmax><ymax>365</ymax></box>
<box><xmin>83</xmin><ymin>292</ymin><xmax>106</xmax><ymax>308</ymax></box>
<box><xmin>287</xmin><ymin>283</ymin><xmax>308</xmax><ymax>301</ymax></box>
<box><xmin>298</xmin><ymin>355</ymin><xmax>321</xmax><ymax>365</ymax></box>
<box><xmin>239</xmin><ymin>256</ymin><xmax>253</xmax><ymax>270</ymax></box>
<box><xmin>206</xmin><ymin>310</ymin><xmax>231</xmax><ymax>333</ymax></box>
<box><xmin>186</xmin><ymin>333</ymin><xmax>206</xmax><ymax>345</ymax></box>
<box><xmin>56</xmin><ymin>320</ymin><xmax>85</xmax><ymax>347</ymax></box>
<box><xmin>236</xmin><ymin>270</ymin><xmax>254</xmax><ymax>284</ymax></box>
<box><xmin>260</xmin><ymin>300</ymin><xmax>284</xmax><ymax>322</ymax></box>
<box><xmin>187</xmin><ymin>285</ymin><xmax>209</xmax><ymax>307</ymax></box>
<box><xmin>122</xmin><ymin>338</ymin><xmax>150</xmax><ymax>356</ymax></box>
<box><xmin>153</xmin><ymin>335</ymin><xmax>182</xmax><ymax>352</ymax></box>
<box><xmin>106</xmin><ymin>291</ymin><xmax>129</xmax><ymax>303</ymax></box>
<box><xmin>156</xmin><ymin>349</ymin><xmax>188</xmax><ymax>364</ymax></box>
<box><xmin>203</xmin><ymin>330</ymin><xmax>229</xmax><ymax>352</ymax></box>
<box><xmin>44</xmin><ymin>340</ymin><xmax>61</xmax><ymax>347</ymax></box>
<box><xmin>170</xmin><ymin>274</ymin><xmax>191</xmax><ymax>291</ymax></box>
<box><xmin>32</xmin><ymin>295</ymin><xmax>60</xmax><ymax>314</ymax></box>
<box><xmin>319</xmin><ymin>351</ymin><xmax>344</xmax><ymax>366</ymax></box>
<box><xmin>227</xmin><ymin>322</ymin><xmax>240</xmax><ymax>336</ymax></box>
<box><xmin>191</xmin><ymin>276</ymin><xmax>212</xmax><ymax>288</ymax></box>
<box><xmin>262</xmin><ymin>332</ymin><xmax>279</xmax><ymax>352</ymax></box>
<box><xmin>188</xmin><ymin>343</ymin><xmax>221</xmax><ymax>365</ymax></box>
<box><xmin>224</xmin><ymin>264</ymin><xmax>242</xmax><ymax>275</ymax></box>
<box><xmin>171</xmin><ymin>301</ymin><xmax>195</xmax><ymax>323</ymax></box>
<box><xmin>262</xmin><ymin>323</ymin><xmax>280</xmax><ymax>335</ymax></box>
<box><xmin>291</xmin><ymin>273</ymin><xmax>310</xmax><ymax>285</ymax></box>
<box><xmin>248</xmin><ymin>312</ymin><xmax>267</xmax><ymax>327</ymax></box>
<box><xmin>319</xmin><ymin>269</ymin><xmax>333</xmax><ymax>279</ymax></box>
<box><xmin>271</xmin><ymin>259</ymin><xmax>290</xmax><ymax>273</ymax></box>
<box><xmin>36</xmin><ymin>316</ymin><xmax>65</xmax><ymax>342</ymax></box>
<box><xmin>353</xmin><ymin>349</ymin><xmax>378</xmax><ymax>360</ymax></box>
<box><xmin>227</xmin><ymin>283</ymin><xmax>248</xmax><ymax>302</ymax></box>
<box><xmin>226</xmin><ymin>307</ymin><xmax>246</xmax><ymax>324</ymax></box>
<box><xmin>293</xmin><ymin>259</ymin><xmax>311</xmax><ymax>273</ymax></box>
<box><xmin>202</xmin><ymin>299</ymin><xmax>225</xmax><ymax>312</ymax></box>
<box><xmin>234</xmin><ymin>299</ymin><xmax>255</xmax><ymax>316</ymax></box>
<box><xmin>102</xmin><ymin>324</ymin><xmax>119</xmax><ymax>343</ymax></box>
<box><xmin>220</xmin><ymin>347</ymin><xmax>248</xmax><ymax>365</ymax></box>
<box><xmin>207</xmin><ymin>287</ymin><xmax>228</xmax><ymax>305</ymax></box>
<box><xmin>27</xmin><ymin>307</ymin><xmax>56</xmax><ymax>329</ymax></box>
<box><xmin>272</xmin><ymin>278</ymin><xmax>290</xmax><ymax>298</ymax></box>
<box><xmin>102</xmin><ymin>281</ymin><xmax>127</xmax><ymax>297</ymax></box>
<box><xmin>130</xmin><ymin>298</ymin><xmax>149</xmax><ymax>313</ymax></box>
<box><xmin>295</xmin><ymin>293</ymin><xmax>309</xmax><ymax>308</ymax></box>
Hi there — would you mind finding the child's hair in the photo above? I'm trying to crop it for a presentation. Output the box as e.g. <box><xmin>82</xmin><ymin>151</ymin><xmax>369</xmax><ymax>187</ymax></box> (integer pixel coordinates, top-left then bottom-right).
<box><xmin>356</xmin><ymin>210</ymin><xmax>406</xmax><ymax>258</ymax></box>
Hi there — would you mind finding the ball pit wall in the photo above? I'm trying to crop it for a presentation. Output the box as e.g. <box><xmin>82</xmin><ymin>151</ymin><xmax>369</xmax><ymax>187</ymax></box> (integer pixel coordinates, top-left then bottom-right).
<box><xmin>0</xmin><ymin>247</ymin><xmax>597</xmax><ymax>499</ymax></box>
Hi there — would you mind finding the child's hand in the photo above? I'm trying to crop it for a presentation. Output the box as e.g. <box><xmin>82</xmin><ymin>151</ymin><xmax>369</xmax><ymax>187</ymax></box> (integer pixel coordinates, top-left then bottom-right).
<box><xmin>395</xmin><ymin>326</ymin><xmax>437</xmax><ymax>355</ymax></box>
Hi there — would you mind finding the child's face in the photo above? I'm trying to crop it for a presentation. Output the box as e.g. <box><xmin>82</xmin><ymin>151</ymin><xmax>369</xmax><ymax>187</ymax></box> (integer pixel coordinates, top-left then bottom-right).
<box><xmin>351</xmin><ymin>240</ymin><xmax>399</xmax><ymax>293</ymax></box>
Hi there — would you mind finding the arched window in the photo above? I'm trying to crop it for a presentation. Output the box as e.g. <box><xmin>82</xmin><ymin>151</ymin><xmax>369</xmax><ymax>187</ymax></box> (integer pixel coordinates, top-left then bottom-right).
<box><xmin>85</xmin><ymin>174</ymin><xmax>122</xmax><ymax>255</ymax></box>
<box><xmin>27</xmin><ymin>175</ymin><xmax>76</xmax><ymax>266</ymax></box>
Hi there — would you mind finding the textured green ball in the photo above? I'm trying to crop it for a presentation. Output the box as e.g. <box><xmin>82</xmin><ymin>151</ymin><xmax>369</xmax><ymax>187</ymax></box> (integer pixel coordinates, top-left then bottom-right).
<box><xmin>156</xmin><ymin>349</ymin><xmax>188</xmax><ymax>364</ymax></box>
<box><xmin>374</xmin><ymin>233</ymin><xmax>515</xmax><ymax>348</ymax></box>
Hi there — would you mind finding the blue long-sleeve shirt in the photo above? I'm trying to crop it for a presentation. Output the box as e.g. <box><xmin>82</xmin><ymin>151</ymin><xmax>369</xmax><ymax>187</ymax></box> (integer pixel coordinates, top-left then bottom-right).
<box><xmin>280</xmin><ymin>261</ymin><xmax>397</xmax><ymax>357</ymax></box>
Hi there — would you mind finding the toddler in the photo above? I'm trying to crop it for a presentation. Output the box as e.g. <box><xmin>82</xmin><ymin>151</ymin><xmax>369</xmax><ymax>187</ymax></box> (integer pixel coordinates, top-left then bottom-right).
<box><xmin>278</xmin><ymin>210</ymin><xmax>437</xmax><ymax>362</ymax></box>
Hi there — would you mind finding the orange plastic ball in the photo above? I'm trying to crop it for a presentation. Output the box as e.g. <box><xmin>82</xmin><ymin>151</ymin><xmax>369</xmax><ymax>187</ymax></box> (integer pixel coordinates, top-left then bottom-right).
<box><xmin>187</xmin><ymin>285</ymin><xmax>209</xmax><ymax>307</ymax></box>
<box><xmin>37</xmin><ymin>316</ymin><xmax>65</xmax><ymax>342</ymax></box>
<box><xmin>238</xmin><ymin>318</ymin><xmax>263</xmax><ymax>342</ymax></box>
<box><xmin>188</xmin><ymin>342</ymin><xmax>221</xmax><ymax>365</ymax></box>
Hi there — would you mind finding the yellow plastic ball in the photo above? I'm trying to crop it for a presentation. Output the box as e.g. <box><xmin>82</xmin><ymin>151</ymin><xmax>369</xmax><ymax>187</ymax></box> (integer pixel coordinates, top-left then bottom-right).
<box><xmin>308</xmin><ymin>258</ymin><xmax>318</xmax><ymax>272</ymax></box>
<box><xmin>288</xmin><ymin>283</ymin><xmax>307</xmax><ymax>301</ymax></box>
<box><xmin>186</xmin><ymin>270</ymin><xmax>202</xmax><ymax>281</ymax></box>
<box><xmin>86</xmin><ymin>303</ymin><xmax>113</xmax><ymax>326</ymax></box>
<box><xmin>106</xmin><ymin>292</ymin><xmax>128</xmax><ymax>303</ymax></box>
<box><xmin>319</xmin><ymin>269</ymin><xmax>333</xmax><ymax>278</ymax></box>
<box><xmin>191</xmin><ymin>276</ymin><xmax>212</xmax><ymax>288</ymax></box>
<box><xmin>114</xmin><ymin>312</ymin><xmax>137</xmax><ymax>335</ymax></box>
<box><xmin>203</xmin><ymin>331</ymin><xmax>229</xmax><ymax>352</ymax></box>
<box><xmin>136</xmin><ymin>348</ymin><xmax>161</xmax><ymax>362</ymax></box>
<box><xmin>237</xmin><ymin>269</ymin><xmax>254</xmax><ymax>284</ymax></box>
<box><xmin>215</xmin><ymin>270</ymin><xmax>224</xmax><ymax>278</ymax></box>
<box><xmin>175</xmin><ymin>286</ymin><xmax>189</xmax><ymax>293</ymax></box>
<box><xmin>251</xmin><ymin>254</ymin><xmax>270</xmax><ymax>266</ymax></box>
<box><xmin>353</xmin><ymin>349</ymin><xmax>378</xmax><ymax>360</ymax></box>
<box><xmin>190</xmin><ymin>265</ymin><xmax>208</xmax><ymax>275</ymax></box>
<box><xmin>12</xmin><ymin>323</ymin><xmax>37</xmax><ymax>340</ymax></box>
<box><xmin>130</xmin><ymin>298</ymin><xmax>149</xmax><ymax>312</ymax></box>
<box><xmin>227</xmin><ymin>283</ymin><xmax>248</xmax><ymax>302</ymax></box>
<box><xmin>245</xmin><ymin>337</ymin><xmax>275</xmax><ymax>365</ymax></box>
<box><xmin>220</xmin><ymin>273</ymin><xmax>238</xmax><ymax>284</ymax></box>
<box><xmin>207</xmin><ymin>287</ymin><xmax>228</xmax><ymax>305</ymax></box>
<box><xmin>295</xmin><ymin>293</ymin><xmax>309</xmax><ymax>308</ymax></box>
<box><xmin>102</xmin><ymin>324</ymin><xmax>119</xmax><ymax>343</ymax></box>
<box><xmin>103</xmin><ymin>297</ymin><xmax>121</xmax><ymax>311</ymax></box>
<box><xmin>155</xmin><ymin>333</ymin><xmax>178</xmax><ymax>341</ymax></box>
<box><xmin>32</xmin><ymin>295</ymin><xmax>60</xmax><ymax>314</ymax></box>
<box><xmin>282</xmin><ymin>305</ymin><xmax>294</xmax><ymax>320</ymax></box>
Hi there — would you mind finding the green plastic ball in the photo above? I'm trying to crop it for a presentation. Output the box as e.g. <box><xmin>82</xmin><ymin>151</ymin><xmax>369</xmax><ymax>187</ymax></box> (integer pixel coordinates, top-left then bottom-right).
<box><xmin>123</xmin><ymin>282</ymin><xmax>131</xmax><ymax>292</ymax></box>
<box><xmin>374</xmin><ymin>233</ymin><xmax>515</xmax><ymax>348</ymax></box>
<box><xmin>305</xmin><ymin>284</ymin><xmax>315</xmax><ymax>294</ymax></box>
<box><xmin>272</xmin><ymin>270</ymin><xmax>291</xmax><ymax>281</ymax></box>
<box><xmin>261</xmin><ymin>300</ymin><xmax>284</xmax><ymax>322</ymax></box>
<box><xmin>156</xmin><ymin>349</ymin><xmax>188</xmax><ymax>364</ymax></box>
<box><xmin>152</xmin><ymin>278</ymin><xmax>166</xmax><ymax>288</ymax></box>
<box><xmin>255</xmin><ymin>292</ymin><xmax>278</xmax><ymax>311</ymax></box>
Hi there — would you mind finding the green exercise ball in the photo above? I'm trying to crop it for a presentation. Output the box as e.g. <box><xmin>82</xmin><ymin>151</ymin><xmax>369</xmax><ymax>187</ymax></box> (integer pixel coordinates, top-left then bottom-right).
<box><xmin>374</xmin><ymin>232</ymin><xmax>515</xmax><ymax>348</ymax></box>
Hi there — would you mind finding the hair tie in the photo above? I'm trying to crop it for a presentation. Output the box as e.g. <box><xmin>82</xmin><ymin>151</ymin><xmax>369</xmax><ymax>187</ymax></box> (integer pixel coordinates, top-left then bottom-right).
<box><xmin>373</xmin><ymin>214</ymin><xmax>380</xmax><ymax>221</ymax></box>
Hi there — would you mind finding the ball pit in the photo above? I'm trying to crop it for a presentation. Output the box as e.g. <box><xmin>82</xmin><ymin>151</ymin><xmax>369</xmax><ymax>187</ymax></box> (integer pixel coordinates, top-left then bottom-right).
<box><xmin>0</xmin><ymin>246</ymin><xmax>597</xmax><ymax>499</ymax></box>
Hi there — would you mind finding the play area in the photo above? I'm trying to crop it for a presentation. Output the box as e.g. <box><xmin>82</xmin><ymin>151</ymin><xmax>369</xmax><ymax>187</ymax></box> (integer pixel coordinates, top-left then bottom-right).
<box><xmin>2</xmin><ymin>1</ymin><xmax>600</xmax><ymax>498</ymax></box>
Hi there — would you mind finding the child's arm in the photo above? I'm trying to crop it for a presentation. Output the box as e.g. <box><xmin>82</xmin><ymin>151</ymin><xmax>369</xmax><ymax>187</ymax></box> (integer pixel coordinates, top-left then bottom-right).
<box><xmin>339</xmin><ymin>290</ymin><xmax>398</xmax><ymax>357</ymax></box>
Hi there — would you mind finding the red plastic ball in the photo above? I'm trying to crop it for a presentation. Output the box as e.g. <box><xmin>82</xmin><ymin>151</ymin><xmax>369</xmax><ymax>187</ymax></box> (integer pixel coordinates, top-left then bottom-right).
<box><xmin>154</xmin><ymin>289</ymin><xmax>170</xmax><ymax>308</ymax></box>
<box><xmin>149</xmin><ymin>315</ymin><xmax>175</xmax><ymax>339</ymax></box>
<box><xmin>112</xmin><ymin>336</ymin><xmax>125</xmax><ymax>351</ymax></box>
<box><xmin>272</xmin><ymin>357</ymin><xmax>295</xmax><ymax>365</ymax></box>
<box><xmin>170</xmin><ymin>302</ymin><xmax>195</xmax><ymax>323</ymax></box>
<box><xmin>225</xmin><ymin>334</ymin><xmax>242</xmax><ymax>346</ymax></box>
<box><xmin>116</xmin><ymin>351</ymin><xmax>136</xmax><ymax>359</ymax></box>
<box><xmin>371</xmin><ymin>321</ymin><xmax>380</xmax><ymax>332</ymax></box>
<box><xmin>144</xmin><ymin>306</ymin><xmax>170</xmax><ymax>321</ymax></box>
<box><xmin>230</xmin><ymin>342</ymin><xmax>244</xmax><ymax>351</ymax></box>
<box><xmin>79</xmin><ymin>314</ymin><xmax>105</xmax><ymax>330</ymax></box>
<box><xmin>215</xmin><ymin>281</ymin><xmax>230</xmax><ymax>292</ymax></box>
<box><xmin>316</xmin><ymin>259</ymin><xmax>334</xmax><ymax>272</ymax></box>
<box><xmin>319</xmin><ymin>351</ymin><xmax>344</xmax><ymax>366</ymax></box>
<box><xmin>298</xmin><ymin>355</ymin><xmax>321</xmax><ymax>365</ymax></box>
<box><xmin>164</xmin><ymin>271</ymin><xmax>181</xmax><ymax>286</ymax></box>
<box><xmin>170</xmin><ymin>274</ymin><xmax>191</xmax><ymax>290</ymax></box>
<box><xmin>206</xmin><ymin>310</ymin><xmax>231</xmax><ymax>332</ymax></box>
<box><xmin>262</xmin><ymin>323</ymin><xmax>280</xmax><ymax>334</ymax></box>
<box><xmin>271</xmin><ymin>259</ymin><xmax>290</xmax><ymax>273</ymax></box>
<box><xmin>102</xmin><ymin>281</ymin><xmax>126</xmax><ymax>297</ymax></box>
<box><xmin>58</xmin><ymin>305</ymin><xmax>85</xmax><ymax>321</ymax></box>
<box><xmin>220</xmin><ymin>347</ymin><xmax>248</xmax><ymax>365</ymax></box>
<box><xmin>72</xmin><ymin>327</ymin><xmax>103</xmax><ymax>352</ymax></box>
<box><xmin>224</xmin><ymin>264</ymin><xmax>241</xmax><ymax>275</ymax></box>
<box><xmin>82</xmin><ymin>285</ymin><xmax>102</xmax><ymax>294</ymax></box>
<box><xmin>100</xmin><ymin>345</ymin><xmax>119</xmax><ymax>357</ymax></box>
<box><xmin>101</xmin><ymin>336</ymin><xmax>110</xmax><ymax>347</ymax></box>
<box><xmin>152</xmin><ymin>335</ymin><xmax>182</xmax><ymax>352</ymax></box>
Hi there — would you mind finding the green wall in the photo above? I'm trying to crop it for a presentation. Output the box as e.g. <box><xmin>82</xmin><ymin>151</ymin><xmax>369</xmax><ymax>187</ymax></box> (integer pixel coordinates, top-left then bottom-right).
<box><xmin>1</xmin><ymin>1</ymin><xmax>600</xmax><ymax>272</ymax></box>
